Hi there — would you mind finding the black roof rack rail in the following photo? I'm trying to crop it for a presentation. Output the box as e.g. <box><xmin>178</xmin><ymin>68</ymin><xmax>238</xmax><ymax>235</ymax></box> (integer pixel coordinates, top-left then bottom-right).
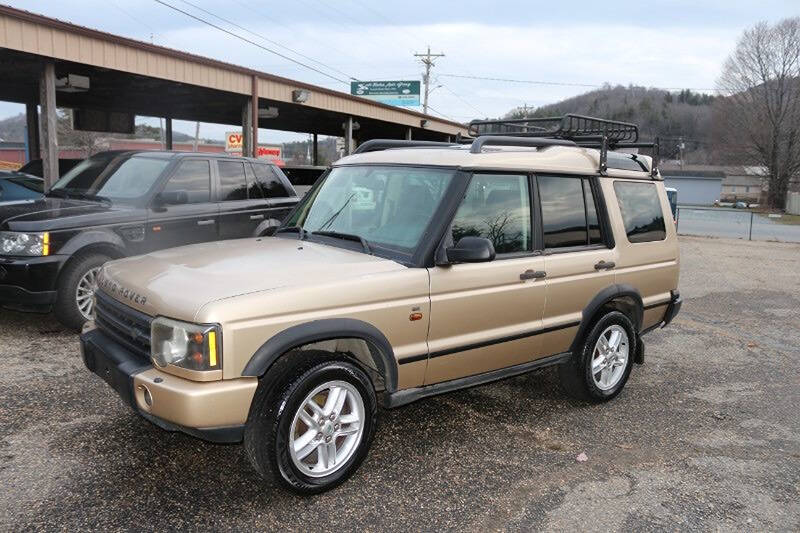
<box><xmin>352</xmin><ymin>139</ymin><xmax>459</xmax><ymax>154</ymax></box>
<box><xmin>469</xmin><ymin>136</ymin><xmax>575</xmax><ymax>154</ymax></box>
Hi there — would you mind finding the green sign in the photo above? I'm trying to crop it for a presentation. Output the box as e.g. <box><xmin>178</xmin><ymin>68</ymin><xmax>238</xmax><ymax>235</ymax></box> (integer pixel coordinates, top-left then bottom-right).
<box><xmin>350</xmin><ymin>80</ymin><xmax>421</xmax><ymax>107</ymax></box>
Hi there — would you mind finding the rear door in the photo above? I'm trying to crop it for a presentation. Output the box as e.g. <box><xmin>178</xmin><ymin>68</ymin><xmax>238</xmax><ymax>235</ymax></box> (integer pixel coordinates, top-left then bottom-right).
<box><xmin>216</xmin><ymin>159</ymin><xmax>272</xmax><ymax>240</ymax></box>
<box><xmin>146</xmin><ymin>158</ymin><xmax>218</xmax><ymax>251</ymax></box>
<box><xmin>537</xmin><ymin>175</ymin><xmax>618</xmax><ymax>356</ymax></box>
<box><xmin>425</xmin><ymin>173</ymin><xmax>548</xmax><ymax>385</ymax></box>
<box><xmin>250</xmin><ymin>162</ymin><xmax>298</xmax><ymax>226</ymax></box>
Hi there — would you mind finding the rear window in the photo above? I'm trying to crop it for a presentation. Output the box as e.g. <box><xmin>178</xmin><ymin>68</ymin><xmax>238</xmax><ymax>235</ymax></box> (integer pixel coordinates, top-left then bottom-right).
<box><xmin>613</xmin><ymin>181</ymin><xmax>666</xmax><ymax>243</ymax></box>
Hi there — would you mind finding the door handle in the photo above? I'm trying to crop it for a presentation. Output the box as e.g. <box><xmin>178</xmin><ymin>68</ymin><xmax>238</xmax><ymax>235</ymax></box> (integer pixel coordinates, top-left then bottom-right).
<box><xmin>594</xmin><ymin>260</ymin><xmax>616</xmax><ymax>270</ymax></box>
<box><xmin>197</xmin><ymin>219</ymin><xmax>215</xmax><ymax>226</ymax></box>
<box><xmin>520</xmin><ymin>269</ymin><xmax>546</xmax><ymax>280</ymax></box>
<box><xmin>250</xmin><ymin>214</ymin><xmax>265</xmax><ymax>220</ymax></box>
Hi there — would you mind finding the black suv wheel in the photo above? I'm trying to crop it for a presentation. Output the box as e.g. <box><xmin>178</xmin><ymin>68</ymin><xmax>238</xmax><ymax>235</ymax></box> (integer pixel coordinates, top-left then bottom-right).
<box><xmin>559</xmin><ymin>311</ymin><xmax>636</xmax><ymax>402</ymax></box>
<box><xmin>54</xmin><ymin>252</ymin><xmax>110</xmax><ymax>330</ymax></box>
<box><xmin>244</xmin><ymin>351</ymin><xmax>377</xmax><ymax>495</ymax></box>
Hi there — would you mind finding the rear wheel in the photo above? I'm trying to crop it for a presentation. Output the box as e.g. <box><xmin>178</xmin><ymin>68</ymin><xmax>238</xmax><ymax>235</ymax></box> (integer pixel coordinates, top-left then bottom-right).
<box><xmin>54</xmin><ymin>252</ymin><xmax>110</xmax><ymax>330</ymax></box>
<box><xmin>559</xmin><ymin>311</ymin><xmax>636</xmax><ymax>402</ymax></box>
<box><xmin>244</xmin><ymin>351</ymin><xmax>377</xmax><ymax>494</ymax></box>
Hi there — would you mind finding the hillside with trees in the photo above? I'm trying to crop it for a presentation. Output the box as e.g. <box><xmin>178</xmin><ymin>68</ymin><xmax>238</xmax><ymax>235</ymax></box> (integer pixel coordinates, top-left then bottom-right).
<box><xmin>502</xmin><ymin>85</ymin><xmax>716</xmax><ymax>163</ymax></box>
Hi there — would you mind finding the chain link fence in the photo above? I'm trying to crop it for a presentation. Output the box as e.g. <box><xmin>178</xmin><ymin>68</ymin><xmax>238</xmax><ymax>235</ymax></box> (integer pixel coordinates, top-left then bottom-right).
<box><xmin>676</xmin><ymin>207</ymin><xmax>800</xmax><ymax>243</ymax></box>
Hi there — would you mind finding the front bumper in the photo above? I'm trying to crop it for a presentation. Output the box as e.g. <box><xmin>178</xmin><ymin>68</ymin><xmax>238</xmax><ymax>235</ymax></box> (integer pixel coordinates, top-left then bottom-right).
<box><xmin>0</xmin><ymin>254</ymin><xmax>67</xmax><ymax>311</ymax></box>
<box><xmin>80</xmin><ymin>325</ymin><xmax>257</xmax><ymax>443</ymax></box>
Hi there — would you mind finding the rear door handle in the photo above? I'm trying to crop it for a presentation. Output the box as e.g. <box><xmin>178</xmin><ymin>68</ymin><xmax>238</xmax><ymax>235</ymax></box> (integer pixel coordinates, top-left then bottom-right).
<box><xmin>197</xmin><ymin>219</ymin><xmax>215</xmax><ymax>226</ymax></box>
<box><xmin>250</xmin><ymin>214</ymin><xmax>265</xmax><ymax>220</ymax></box>
<box><xmin>520</xmin><ymin>269</ymin><xmax>547</xmax><ymax>280</ymax></box>
<box><xmin>594</xmin><ymin>260</ymin><xmax>616</xmax><ymax>270</ymax></box>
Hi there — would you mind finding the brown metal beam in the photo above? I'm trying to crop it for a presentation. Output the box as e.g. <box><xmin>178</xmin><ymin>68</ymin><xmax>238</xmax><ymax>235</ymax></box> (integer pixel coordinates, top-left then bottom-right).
<box><xmin>39</xmin><ymin>62</ymin><xmax>58</xmax><ymax>190</ymax></box>
<box><xmin>251</xmin><ymin>75</ymin><xmax>258</xmax><ymax>158</ymax></box>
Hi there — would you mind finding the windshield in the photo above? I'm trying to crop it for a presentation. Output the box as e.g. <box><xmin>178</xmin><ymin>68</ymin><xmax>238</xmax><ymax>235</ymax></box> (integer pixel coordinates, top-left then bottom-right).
<box><xmin>51</xmin><ymin>154</ymin><xmax>169</xmax><ymax>201</ymax></box>
<box><xmin>285</xmin><ymin>165</ymin><xmax>456</xmax><ymax>259</ymax></box>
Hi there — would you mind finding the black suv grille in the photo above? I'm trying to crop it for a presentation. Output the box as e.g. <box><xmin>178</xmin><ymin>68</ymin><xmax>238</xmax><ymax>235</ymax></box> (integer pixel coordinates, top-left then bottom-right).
<box><xmin>94</xmin><ymin>290</ymin><xmax>153</xmax><ymax>362</ymax></box>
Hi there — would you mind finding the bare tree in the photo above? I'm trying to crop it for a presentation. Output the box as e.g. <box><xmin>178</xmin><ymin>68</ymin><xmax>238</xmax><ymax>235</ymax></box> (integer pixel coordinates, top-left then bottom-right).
<box><xmin>716</xmin><ymin>17</ymin><xmax>800</xmax><ymax>209</ymax></box>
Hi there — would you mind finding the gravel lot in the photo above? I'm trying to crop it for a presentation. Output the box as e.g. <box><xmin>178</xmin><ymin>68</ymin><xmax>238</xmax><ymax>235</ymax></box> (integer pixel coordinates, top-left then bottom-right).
<box><xmin>1</xmin><ymin>235</ymin><xmax>799</xmax><ymax>532</ymax></box>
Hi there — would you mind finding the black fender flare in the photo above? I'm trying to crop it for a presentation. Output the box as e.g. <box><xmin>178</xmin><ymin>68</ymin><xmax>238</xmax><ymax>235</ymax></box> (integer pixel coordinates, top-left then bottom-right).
<box><xmin>569</xmin><ymin>284</ymin><xmax>644</xmax><ymax>353</ymax></box>
<box><xmin>241</xmin><ymin>318</ymin><xmax>398</xmax><ymax>392</ymax></box>
<box><xmin>252</xmin><ymin>217</ymin><xmax>282</xmax><ymax>237</ymax></box>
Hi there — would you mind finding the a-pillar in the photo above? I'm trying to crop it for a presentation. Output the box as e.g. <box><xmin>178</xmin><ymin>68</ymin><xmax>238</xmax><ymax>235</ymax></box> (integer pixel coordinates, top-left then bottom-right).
<box><xmin>25</xmin><ymin>102</ymin><xmax>39</xmax><ymax>163</ymax></box>
<box><xmin>39</xmin><ymin>62</ymin><xmax>58</xmax><ymax>190</ymax></box>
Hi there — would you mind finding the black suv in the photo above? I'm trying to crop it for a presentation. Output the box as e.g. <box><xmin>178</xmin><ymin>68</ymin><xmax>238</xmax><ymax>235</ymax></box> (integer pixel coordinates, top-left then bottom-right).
<box><xmin>0</xmin><ymin>150</ymin><xmax>298</xmax><ymax>329</ymax></box>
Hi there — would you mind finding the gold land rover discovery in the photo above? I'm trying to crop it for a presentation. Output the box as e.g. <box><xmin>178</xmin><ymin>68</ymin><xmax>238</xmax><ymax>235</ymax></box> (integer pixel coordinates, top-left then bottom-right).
<box><xmin>80</xmin><ymin>115</ymin><xmax>681</xmax><ymax>494</ymax></box>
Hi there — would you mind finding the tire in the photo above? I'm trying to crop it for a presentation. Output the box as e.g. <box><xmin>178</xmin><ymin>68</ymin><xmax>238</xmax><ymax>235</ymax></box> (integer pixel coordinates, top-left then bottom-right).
<box><xmin>558</xmin><ymin>311</ymin><xmax>636</xmax><ymax>402</ymax></box>
<box><xmin>54</xmin><ymin>252</ymin><xmax>110</xmax><ymax>330</ymax></box>
<box><xmin>244</xmin><ymin>351</ymin><xmax>378</xmax><ymax>495</ymax></box>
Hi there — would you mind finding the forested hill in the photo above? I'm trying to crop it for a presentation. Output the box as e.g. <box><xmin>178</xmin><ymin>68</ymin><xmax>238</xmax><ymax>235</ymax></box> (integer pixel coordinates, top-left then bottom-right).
<box><xmin>503</xmin><ymin>85</ymin><xmax>715</xmax><ymax>161</ymax></box>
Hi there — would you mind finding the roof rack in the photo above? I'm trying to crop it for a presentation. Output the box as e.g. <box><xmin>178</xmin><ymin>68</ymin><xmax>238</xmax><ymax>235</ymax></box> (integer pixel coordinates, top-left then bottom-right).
<box><xmin>468</xmin><ymin>114</ymin><xmax>660</xmax><ymax>177</ymax></box>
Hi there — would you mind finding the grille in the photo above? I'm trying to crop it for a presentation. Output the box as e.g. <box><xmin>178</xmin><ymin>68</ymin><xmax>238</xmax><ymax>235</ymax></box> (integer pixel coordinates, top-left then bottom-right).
<box><xmin>94</xmin><ymin>290</ymin><xmax>153</xmax><ymax>362</ymax></box>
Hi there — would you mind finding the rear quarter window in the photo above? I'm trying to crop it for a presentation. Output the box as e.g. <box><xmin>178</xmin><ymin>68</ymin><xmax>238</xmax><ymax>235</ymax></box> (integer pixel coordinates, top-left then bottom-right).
<box><xmin>613</xmin><ymin>181</ymin><xmax>666</xmax><ymax>243</ymax></box>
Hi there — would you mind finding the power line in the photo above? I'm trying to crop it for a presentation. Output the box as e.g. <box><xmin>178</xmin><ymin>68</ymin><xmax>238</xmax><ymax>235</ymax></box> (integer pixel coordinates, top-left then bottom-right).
<box><xmin>438</xmin><ymin>82</ymin><xmax>487</xmax><ymax>118</ymax></box>
<box><xmin>175</xmin><ymin>0</ymin><xmax>359</xmax><ymax>82</ymax></box>
<box><xmin>438</xmin><ymin>73</ymin><xmax>717</xmax><ymax>92</ymax></box>
<box><xmin>152</xmin><ymin>0</ymin><xmax>350</xmax><ymax>85</ymax></box>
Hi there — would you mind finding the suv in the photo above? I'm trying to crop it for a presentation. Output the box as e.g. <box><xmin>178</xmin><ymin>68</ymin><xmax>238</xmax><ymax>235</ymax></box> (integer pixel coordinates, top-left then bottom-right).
<box><xmin>0</xmin><ymin>150</ymin><xmax>298</xmax><ymax>329</ymax></box>
<box><xmin>80</xmin><ymin>116</ymin><xmax>681</xmax><ymax>494</ymax></box>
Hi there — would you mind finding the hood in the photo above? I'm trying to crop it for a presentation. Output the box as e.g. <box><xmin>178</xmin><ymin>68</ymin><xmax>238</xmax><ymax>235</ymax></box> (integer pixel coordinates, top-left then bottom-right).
<box><xmin>100</xmin><ymin>236</ymin><xmax>407</xmax><ymax>320</ymax></box>
<box><xmin>0</xmin><ymin>196</ymin><xmax>137</xmax><ymax>231</ymax></box>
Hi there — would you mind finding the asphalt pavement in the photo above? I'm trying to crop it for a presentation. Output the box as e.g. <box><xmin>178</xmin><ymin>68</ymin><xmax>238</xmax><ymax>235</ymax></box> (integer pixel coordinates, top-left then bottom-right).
<box><xmin>1</xmin><ymin>235</ymin><xmax>799</xmax><ymax>531</ymax></box>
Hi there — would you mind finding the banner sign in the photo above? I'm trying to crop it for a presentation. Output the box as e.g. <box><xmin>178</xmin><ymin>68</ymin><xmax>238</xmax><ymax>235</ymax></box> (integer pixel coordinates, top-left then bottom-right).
<box><xmin>350</xmin><ymin>80</ymin><xmax>421</xmax><ymax>106</ymax></box>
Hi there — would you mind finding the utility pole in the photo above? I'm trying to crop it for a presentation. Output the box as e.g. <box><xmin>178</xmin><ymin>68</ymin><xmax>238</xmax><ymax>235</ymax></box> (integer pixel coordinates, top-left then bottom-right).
<box><xmin>414</xmin><ymin>45</ymin><xmax>445</xmax><ymax>115</ymax></box>
<box><xmin>678</xmin><ymin>136</ymin><xmax>685</xmax><ymax>169</ymax></box>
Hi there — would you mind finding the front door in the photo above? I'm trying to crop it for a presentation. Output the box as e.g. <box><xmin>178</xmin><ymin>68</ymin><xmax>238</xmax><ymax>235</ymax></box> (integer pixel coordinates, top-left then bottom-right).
<box><xmin>146</xmin><ymin>158</ymin><xmax>218</xmax><ymax>251</ymax></box>
<box><xmin>425</xmin><ymin>173</ymin><xmax>547</xmax><ymax>385</ymax></box>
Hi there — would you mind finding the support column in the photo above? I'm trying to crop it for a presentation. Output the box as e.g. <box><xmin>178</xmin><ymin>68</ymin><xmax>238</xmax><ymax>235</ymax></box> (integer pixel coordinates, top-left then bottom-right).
<box><xmin>39</xmin><ymin>62</ymin><xmax>58</xmax><ymax>190</ymax></box>
<box><xmin>25</xmin><ymin>102</ymin><xmax>40</xmax><ymax>163</ymax></box>
<box><xmin>312</xmin><ymin>133</ymin><xmax>318</xmax><ymax>165</ymax></box>
<box><xmin>241</xmin><ymin>99</ymin><xmax>252</xmax><ymax>158</ymax></box>
<box><xmin>405</xmin><ymin>127</ymin><xmax>412</xmax><ymax>140</ymax></box>
<box><xmin>251</xmin><ymin>75</ymin><xmax>259</xmax><ymax>158</ymax></box>
<box><xmin>344</xmin><ymin>116</ymin><xmax>353</xmax><ymax>156</ymax></box>
<box><xmin>165</xmin><ymin>117</ymin><xmax>173</xmax><ymax>150</ymax></box>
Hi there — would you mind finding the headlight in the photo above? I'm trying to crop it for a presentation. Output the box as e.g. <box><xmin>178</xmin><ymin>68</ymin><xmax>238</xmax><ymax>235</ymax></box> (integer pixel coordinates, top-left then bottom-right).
<box><xmin>151</xmin><ymin>317</ymin><xmax>221</xmax><ymax>372</ymax></box>
<box><xmin>0</xmin><ymin>231</ymin><xmax>50</xmax><ymax>256</ymax></box>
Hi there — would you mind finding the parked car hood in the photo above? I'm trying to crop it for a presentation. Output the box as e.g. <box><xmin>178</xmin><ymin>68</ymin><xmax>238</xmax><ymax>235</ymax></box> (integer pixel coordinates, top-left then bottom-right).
<box><xmin>100</xmin><ymin>236</ymin><xmax>406</xmax><ymax>320</ymax></box>
<box><xmin>0</xmin><ymin>196</ymin><xmax>139</xmax><ymax>231</ymax></box>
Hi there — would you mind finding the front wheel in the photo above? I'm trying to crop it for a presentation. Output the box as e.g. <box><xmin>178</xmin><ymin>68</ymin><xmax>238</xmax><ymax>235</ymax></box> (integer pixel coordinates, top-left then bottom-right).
<box><xmin>54</xmin><ymin>252</ymin><xmax>110</xmax><ymax>330</ymax></box>
<box><xmin>558</xmin><ymin>311</ymin><xmax>636</xmax><ymax>402</ymax></box>
<box><xmin>244</xmin><ymin>352</ymin><xmax>377</xmax><ymax>494</ymax></box>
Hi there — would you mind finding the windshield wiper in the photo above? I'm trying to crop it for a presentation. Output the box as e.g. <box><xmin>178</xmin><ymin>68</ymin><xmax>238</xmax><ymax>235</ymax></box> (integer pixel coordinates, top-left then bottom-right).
<box><xmin>46</xmin><ymin>189</ymin><xmax>69</xmax><ymax>199</ymax></box>
<box><xmin>319</xmin><ymin>193</ymin><xmax>356</xmax><ymax>231</ymax></box>
<box><xmin>312</xmin><ymin>230</ymin><xmax>373</xmax><ymax>255</ymax></box>
<box><xmin>68</xmin><ymin>191</ymin><xmax>112</xmax><ymax>205</ymax></box>
<box><xmin>274</xmin><ymin>226</ymin><xmax>308</xmax><ymax>240</ymax></box>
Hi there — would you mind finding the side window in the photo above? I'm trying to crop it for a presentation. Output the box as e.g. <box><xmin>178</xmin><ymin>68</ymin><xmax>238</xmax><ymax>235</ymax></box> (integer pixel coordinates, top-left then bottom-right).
<box><xmin>539</xmin><ymin>176</ymin><xmax>587</xmax><ymax>248</ymax></box>
<box><xmin>218</xmin><ymin>161</ymin><xmax>248</xmax><ymax>201</ymax></box>
<box><xmin>245</xmin><ymin>164</ymin><xmax>264</xmax><ymax>200</ymax></box>
<box><xmin>161</xmin><ymin>160</ymin><xmax>211</xmax><ymax>204</ymax></box>
<box><xmin>451</xmin><ymin>174</ymin><xmax>531</xmax><ymax>254</ymax></box>
<box><xmin>252</xmin><ymin>163</ymin><xmax>290</xmax><ymax>199</ymax></box>
<box><xmin>613</xmin><ymin>181</ymin><xmax>667</xmax><ymax>243</ymax></box>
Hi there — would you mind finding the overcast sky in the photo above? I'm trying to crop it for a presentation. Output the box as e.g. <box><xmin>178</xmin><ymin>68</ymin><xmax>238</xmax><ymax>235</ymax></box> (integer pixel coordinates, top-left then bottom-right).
<box><xmin>3</xmin><ymin>0</ymin><xmax>798</xmax><ymax>143</ymax></box>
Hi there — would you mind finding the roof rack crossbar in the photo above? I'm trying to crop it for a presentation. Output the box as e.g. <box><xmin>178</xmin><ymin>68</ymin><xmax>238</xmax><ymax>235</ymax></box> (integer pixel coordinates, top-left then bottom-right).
<box><xmin>352</xmin><ymin>139</ymin><xmax>460</xmax><ymax>154</ymax></box>
<box><xmin>469</xmin><ymin>136</ymin><xmax>575</xmax><ymax>154</ymax></box>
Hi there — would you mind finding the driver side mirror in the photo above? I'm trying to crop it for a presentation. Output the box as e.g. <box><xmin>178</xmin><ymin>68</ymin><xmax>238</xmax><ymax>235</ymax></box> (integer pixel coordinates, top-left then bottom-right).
<box><xmin>445</xmin><ymin>236</ymin><xmax>496</xmax><ymax>264</ymax></box>
<box><xmin>154</xmin><ymin>190</ymin><xmax>188</xmax><ymax>207</ymax></box>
